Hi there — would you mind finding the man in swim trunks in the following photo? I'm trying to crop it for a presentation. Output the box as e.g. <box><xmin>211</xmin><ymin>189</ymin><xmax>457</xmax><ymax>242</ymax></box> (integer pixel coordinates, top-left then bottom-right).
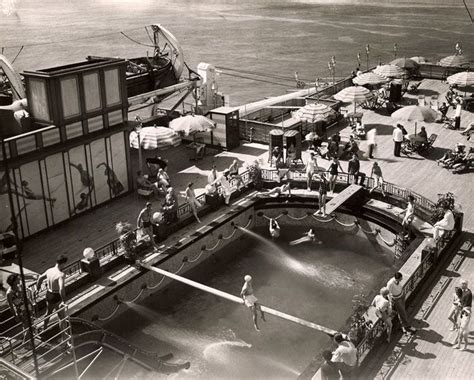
<box><xmin>36</xmin><ymin>255</ymin><xmax>68</xmax><ymax>333</ymax></box>
<box><xmin>241</xmin><ymin>275</ymin><xmax>265</xmax><ymax>331</ymax></box>
<box><xmin>137</xmin><ymin>202</ymin><xmax>159</xmax><ymax>250</ymax></box>
<box><xmin>269</xmin><ymin>218</ymin><xmax>280</xmax><ymax>239</ymax></box>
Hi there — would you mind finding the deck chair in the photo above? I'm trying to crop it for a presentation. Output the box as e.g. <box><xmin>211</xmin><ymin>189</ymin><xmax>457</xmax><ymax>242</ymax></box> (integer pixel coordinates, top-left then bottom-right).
<box><xmin>418</xmin><ymin>133</ymin><xmax>437</xmax><ymax>155</ymax></box>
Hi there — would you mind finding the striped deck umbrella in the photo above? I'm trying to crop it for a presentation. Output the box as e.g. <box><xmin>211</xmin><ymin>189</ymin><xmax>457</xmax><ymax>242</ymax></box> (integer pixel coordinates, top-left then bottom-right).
<box><xmin>391</xmin><ymin>105</ymin><xmax>438</xmax><ymax>135</ymax></box>
<box><xmin>373</xmin><ymin>64</ymin><xmax>405</xmax><ymax>78</ymax></box>
<box><xmin>169</xmin><ymin>115</ymin><xmax>216</xmax><ymax>136</ymax></box>
<box><xmin>390</xmin><ymin>58</ymin><xmax>419</xmax><ymax>70</ymax></box>
<box><xmin>447</xmin><ymin>71</ymin><xmax>474</xmax><ymax>87</ymax></box>
<box><xmin>294</xmin><ymin>103</ymin><xmax>335</xmax><ymax>124</ymax></box>
<box><xmin>410</xmin><ymin>56</ymin><xmax>429</xmax><ymax>64</ymax></box>
<box><xmin>129</xmin><ymin>126</ymin><xmax>181</xmax><ymax>150</ymax></box>
<box><xmin>334</xmin><ymin>86</ymin><xmax>373</xmax><ymax>112</ymax></box>
<box><xmin>352</xmin><ymin>72</ymin><xmax>388</xmax><ymax>86</ymax></box>
<box><xmin>439</xmin><ymin>54</ymin><xmax>470</xmax><ymax>67</ymax></box>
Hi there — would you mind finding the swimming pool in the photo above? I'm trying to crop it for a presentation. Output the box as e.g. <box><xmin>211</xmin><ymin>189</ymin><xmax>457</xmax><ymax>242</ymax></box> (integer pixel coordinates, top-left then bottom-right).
<box><xmin>103</xmin><ymin>222</ymin><xmax>395</xmax><ymax>379</ymax></box>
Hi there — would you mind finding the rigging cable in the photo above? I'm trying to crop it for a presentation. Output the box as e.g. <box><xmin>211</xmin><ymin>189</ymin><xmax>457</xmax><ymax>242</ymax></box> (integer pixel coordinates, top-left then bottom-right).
<box><xmin>11</xmin><ymin>46</ymin><xmax>24</xmax><ymax>64</ymax></box>
<box><xmin>0</xmin><ymin>26</ymin><xmax>146</xmax><ymax>49</ymax></box>
<box><xmin>120</xmin><ymin>32</ymin><xmax>156</xmax><ymax>49</ymax></box>
<box><xmin>218</xmin><ymin>71</ymin><xmax>292</xmax><ymax>87</ymax></box>
<box><xmin>462</xmin><ymin>0</ymin><xmax>473</xmax><ymax>22</ymax></box>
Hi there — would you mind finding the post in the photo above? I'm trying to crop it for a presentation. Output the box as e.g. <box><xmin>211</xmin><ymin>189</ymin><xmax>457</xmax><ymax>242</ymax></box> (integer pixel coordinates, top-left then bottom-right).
<box><xmin>134</xmin><ymin>116</ymin><xmax>143</xmax><ymax>172</ymax></box>
<box><xmin>1</xmin><ymin>138</ymin><xmax>40</xmax><ymax>378</ymax></box>
<box><xmin>393</xmin><ymin>43</ymin><xmax>398</xmax><ymax>58</ymax></box>
<box><xmin>366</xmin><ymin>44</ymin><xmax>370</xmax><ymax>70</ymax></box>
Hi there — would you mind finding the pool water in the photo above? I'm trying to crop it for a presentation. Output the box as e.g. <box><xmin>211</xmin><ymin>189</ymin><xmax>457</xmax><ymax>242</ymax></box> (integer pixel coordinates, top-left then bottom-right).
<box><xmin>104</xmin><ymin>225</ymin><xmax>395</xmax><ymax>379</ymax></box>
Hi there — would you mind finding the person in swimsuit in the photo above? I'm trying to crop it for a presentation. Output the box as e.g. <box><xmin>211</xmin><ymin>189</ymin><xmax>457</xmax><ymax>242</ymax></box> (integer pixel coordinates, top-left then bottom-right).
<box><xmin>137</xmin><ymin>202</ymin><xmax>159</xmax><ymax>249</ymax></box>
<box><xmin>398</xmin><ymin>195</ymin><xmax>415</xmax><ymax>238</ymax></box>
<box><xmin>185</xmin><ymin>182</ymin><xmax>202</xmax><ymax>223</ymax></box>
<box><xmin>289</xmin><ymin>228</ymin><xmax>321</xmax><ymax>245</ymax></box>
<box><xmin>369</xmin><ymin>162</ymin><xmax>386</xmax><ymax>197</ymax></box>
<box><xmin>314</xmin><ymin>172</ymin><xmax>329</xmax><ymax>217</ymax></box>
<box><xmin>36</xmin><ymin>255</ymin><xmax>68</xmax><ymax>333</ymax></box>
<box><xmin>453</xmin><ymin>307</ymin><xmax>471</xmax><ymax>351</ymax></box>
<box><xmin>305</xmin><ymin>153</ymin><xmax>318</xmax><ymax>191</ymax></box>
<box><xmin>262</xmin><ymin>182</ymin><xmax>291</xmax><ymax>198</ymax></box>
<box><xmin>328</xmin><ymin>157</ymin><xmax>344</xmax><ymax>193</ymax></box>
<box><xmin>241</xmin><ymin>275</ymin><xmax>265</xmax><ymax>331</ymax></box>
<box><xmin>269</xmin><ymin>218</ymin><xmax>280</xmax><ymax>239</ymax></box>
<box><xmin>228</xmin><ymin>160</ymin><xmax>245</xmax><ymax>191</ymax></box>
<box><xmin>6</xmin><ymin>274</ymin><xmax>34</xmax><ymax>342</ymax></box>
<box><xmin>212</xmin><ymin>169</ymin><xmax>232</xmax><ymax>205</ymax></box>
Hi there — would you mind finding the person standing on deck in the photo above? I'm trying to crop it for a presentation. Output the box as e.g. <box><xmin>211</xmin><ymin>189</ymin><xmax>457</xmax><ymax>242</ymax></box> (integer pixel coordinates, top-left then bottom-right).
<box><xmin>386</xmin><ymin>272</ymin><xmax>416</xmax><ymax>334</ymax></box>
<box><xmin>305</xmin><ymin>152</ymin><xmax>318</xmax><ymax>191</ymax></box>
<box><xmin>137</xmin><ymin>202</ymin><xmax>160</xmax><ymax>250</ymax></box>
<box><xmin>331</xmin><ymin>333</ymin><xmax>357</xmax><ymax>379</ymax></box>
<box><xmin>212</xmin><ymin>169</ymin><xmax>232</xmax><ymax>206</ymax></box>
<box><xmin>348</xmin><ymin>153</ymin><xmax>365</xmax><ymax>186</ymax></box>
<box><xmin>328</xmin><ymin>157</ymin><xmax>344</xmax><ymax>194</ymax></box>
<box><xmin>454</xmin><ymin>99</ymin><xmax>462</xmax><ymax>130</ymax></box>
<box><xmin>36</xmin><ymin>255</ymin><xmax>68</xmax><ymax>334</ymax></box>
<box><xmin>320</xmin><ymin>350</ymin><xmax>340</xmax><ymax>380</ymax></box>
<box><xmin>392</xmin><ymin>124</ymin><xmax>404</xmax><ymax>157</ymax></box>
<box><xmin>366</xmin><ymin>128</ymin><xmax>377</xmax><ymax>159</ymax></box>
<box><xmin>314</xmin><ymin>172</ymin><xmax>329</xmax><ymax>217</ymax></box>
<box><xmin>398</xmin><ymin>195</ymin><xmax>415</xmax><ymax>238</ymax></box>
<box><xmin>369</xmin><ymin>162</ymin><xmax>386</xmax><ymax>197</ymax></box>
<box><xmin>6</xmin><ymin>274</ymin><xmax>34</xmax><ymax>344</ymax></box>
<box><xmin>241</xmin><ymin>275</ymin><xmax>265</xmax><ymax>331</ymax></box>
<box><xmin>185</xmin><ymin>182</ymin><xmax>202</xmax><ymax>223</ymax></box>
<box><xmin>453</xmin><ymin>307</ymin><xmax>470</xmax><ymax>350</ymax></box>
<box><xmin>207</xmin><ymin>165</ymin><xmax>218</xmax><ymax>193</ymax></box>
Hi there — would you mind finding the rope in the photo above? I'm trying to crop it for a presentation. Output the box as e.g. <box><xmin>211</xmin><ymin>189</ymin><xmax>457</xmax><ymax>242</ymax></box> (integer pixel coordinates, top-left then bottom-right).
<box><xmin>218</xmin><ymin>72</ymin><xmax>290</xmax><ymax>88</ymax></box>
<box><xmin>11</xmin><ymin>46</ymin><xmax>24</xmax><ymax>64</ymax></box>
<box><xmin>204</xmin><ymin>240</ymin><xmax>221</xmax><ymax>251</ymax></box>
<box><xmin>96</xmin><ymin>303</ymin><xmax>121</xmax><ymax>322</ymax></box>
<box><xmin>311</xmin><ymin>215</ymin><xmax>335</xmax><ymax>223</ymax></box>
<box><xmin>120</xmin><ymin>32</ymin><xmax>156</xmax><ymax>48</ymax></box>
<box><xmin>285</xmin><ymin>214</ymin><xmax>309</xmax><ymax>221</ymax></box>
<box><xmin>221</xmin><ymin>228</ymin><xmax>237</xmax><ymax>240</ymax></box>
<box><xmin>1</xmin><ymin>27</ymin><xmax>145</xmax><ymax>49</ymax></box>
<box><xmin>333</xmin><ymin>217</ymin><xmax>358</xmax><ymax>228</ymax></box>
<box><xmin>127</xmin><ymin>288</ymin><xmax>145</xmax><ymax>303</ymax></box>
<box><xmin>144</xmin><ymin>26</ymin><xmax>154</xmax><ymax>45</ymax></box>
<box><xmin>187</xmin><ymin>249</ymin><xmax>204</xmax><ymax>263</ymax></box>
<box><xmin>147</xmin><ymin>276</ymin><xmax>166</xmax><ymax>290</ymax></box>
<box><xmin>377</xmin><ymin>232</ymin><xmax>396</xmax><ymax>247</ymax></box>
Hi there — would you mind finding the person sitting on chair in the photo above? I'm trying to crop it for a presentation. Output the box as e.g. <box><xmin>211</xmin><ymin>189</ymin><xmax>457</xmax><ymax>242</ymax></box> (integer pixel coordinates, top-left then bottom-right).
<box><xmin>136</xmin><ymin>171</ymin><xmax>158</xmax><ymax>195</ymax></box>
<box><xmin>418</xmin><ymin>126</ymin><xmax>428</xmax><ymax>143</ymax></box>
<box><xmin>438</xmin><ymin>102</ymin><xmax>449</xmax><ymax>121</ymax></box>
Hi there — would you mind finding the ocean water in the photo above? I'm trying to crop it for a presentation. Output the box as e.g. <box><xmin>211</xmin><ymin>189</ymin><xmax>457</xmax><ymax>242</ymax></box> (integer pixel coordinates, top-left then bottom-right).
<box><xmin>1</xmin><ymin>0</ymin><xmax>472</xmax><ymax>105</ymax></box>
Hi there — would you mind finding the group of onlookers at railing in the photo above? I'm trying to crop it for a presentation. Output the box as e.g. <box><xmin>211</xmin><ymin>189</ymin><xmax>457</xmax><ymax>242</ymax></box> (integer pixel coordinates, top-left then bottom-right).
<box><xmin>319</xmin><ymin>274</ymin><xmax>471</xmax><ymax>379</ymax></box>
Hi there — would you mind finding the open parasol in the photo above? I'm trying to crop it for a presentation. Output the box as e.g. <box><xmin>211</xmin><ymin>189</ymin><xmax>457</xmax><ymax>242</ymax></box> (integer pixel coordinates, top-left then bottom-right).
<box><xmin>334</xmin><ymin>86</ymin><xmax>373</xmax><ymax>112</ymax></box>
<box><xmin>294</xmin><ymin>103</ymin><xmax>335</xmax><ymax>124</ymax></box>
<box><xmin>447</xmin><ymin>71</ymin><xmax>474</xmax><ymax>87</ymax></box>
<box><xmin>373</xmin><ymin>64</ymin><xmax>405</xmax><ymax>79</ymax></box>
<box><xmin>129</xmin><ymin>126</ymin><xmax>181</xmax><ymax>150</ymax></box>
<box><xmin>353</xmin><ymin>72</ymin><xmax>388</xmax><ymax>86</ymax></box>
<box><xmin>439</xmin><ymin>54</ymin><xmax>469</xmax><ymax>67</ymax></box>
<box><xmin>390</xmin><ymin>58</ymin><xmax>419</xmax><ymax>70</ymax></box>
<box><xmin>169</xmin><ymin>114</ymin><xmax>216</xmax><ymax>136</ymax></box>
<box><xmin>391</xmin><ymin>105</ymin><xmax>438</xmax><ymax>135</ymax></box>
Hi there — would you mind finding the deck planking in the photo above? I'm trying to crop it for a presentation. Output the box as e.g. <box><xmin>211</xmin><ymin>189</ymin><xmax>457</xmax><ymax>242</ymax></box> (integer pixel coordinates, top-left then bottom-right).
<box><xmin>19</xmin><ymin>78</ymin><xmax>474</xmax><ymax>273</ymax></box>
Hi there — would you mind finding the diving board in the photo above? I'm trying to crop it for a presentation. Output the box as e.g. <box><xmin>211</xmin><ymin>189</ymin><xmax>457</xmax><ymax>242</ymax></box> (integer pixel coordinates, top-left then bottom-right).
<box><xmin>140</xmin><ymin>263</ymin><xmax>337</xmax><ymax>337</ymax></box>
<box><xmin>324</xmin><ymin>184</ymin><xmax>363</xmax><ymax>215</ymax></box>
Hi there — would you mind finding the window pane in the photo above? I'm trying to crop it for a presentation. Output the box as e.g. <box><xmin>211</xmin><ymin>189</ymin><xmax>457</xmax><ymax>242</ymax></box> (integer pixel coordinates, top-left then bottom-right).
<box><xmin>104</xmin><ymin>68</ymin><xmax>121</xmax><ymax>106</ymax></box>
<box><xmin>83</xmin><ymin>72</ymin><xmax>101</xmax><ymax>112</ymax></box>
<box><xmin>60</xmin><ymin>77</ymin><xmax>80</xmax><ymax>118</ymax></box>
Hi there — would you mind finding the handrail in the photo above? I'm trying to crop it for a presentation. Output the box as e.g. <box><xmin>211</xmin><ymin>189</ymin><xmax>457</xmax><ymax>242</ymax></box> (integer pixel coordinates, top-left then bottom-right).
<box><xmin>27</xmin><ymin>166</ymin><xmax>438</xmax><ymax>313</ymax></box>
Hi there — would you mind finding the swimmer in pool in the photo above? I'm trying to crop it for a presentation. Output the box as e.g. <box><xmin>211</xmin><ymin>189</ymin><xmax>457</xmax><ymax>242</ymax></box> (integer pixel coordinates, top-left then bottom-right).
<box><xmin>269</xmin><ymin>218</ymin><xmax>280</xmax><ymax>239</ymax></box>
<box><xmin>289</xmin><ymin>228</ymin><xmax>322</xmax><ymax>245</ymax></box>
<box><xmin>241</xmin><ymin>275</ymin><xmax>265</xmax><ymax>331</ymax></box>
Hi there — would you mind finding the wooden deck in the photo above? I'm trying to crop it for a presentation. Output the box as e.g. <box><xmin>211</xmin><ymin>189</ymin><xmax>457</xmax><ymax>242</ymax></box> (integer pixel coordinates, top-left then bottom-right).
<box><xmin>5</xmin><ymin>76</ymin><xmax>474</xmax><ymax>380</ymax></box>
<box><xmin>18</xmin><ymin>78</ymin><xmax>474</xmax><ymax>273</ymax></box>
<box><xmin>367</xmin><ymin>235</ymin><xmax>474</xmax><ymax>380</ymax></box>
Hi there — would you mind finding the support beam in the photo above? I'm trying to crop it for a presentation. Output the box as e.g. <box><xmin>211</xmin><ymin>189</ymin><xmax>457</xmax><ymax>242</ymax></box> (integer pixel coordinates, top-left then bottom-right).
<box><xmin>128</xmin><ymin>81</ymin><xmax>195</xmax><ymax>107</ymax></box>
<box><xmin>140</xmin><ymin>263</ymin><xmax>336</xmax><ymax>337</ymax></box>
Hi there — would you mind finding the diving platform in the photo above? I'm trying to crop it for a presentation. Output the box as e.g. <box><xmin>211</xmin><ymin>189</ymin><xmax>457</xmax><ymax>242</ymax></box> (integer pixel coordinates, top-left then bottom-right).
<box><xmin>324</xmin><ymin>184</ymin><xmax>363</xmax><ymax>215</ymax></box>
